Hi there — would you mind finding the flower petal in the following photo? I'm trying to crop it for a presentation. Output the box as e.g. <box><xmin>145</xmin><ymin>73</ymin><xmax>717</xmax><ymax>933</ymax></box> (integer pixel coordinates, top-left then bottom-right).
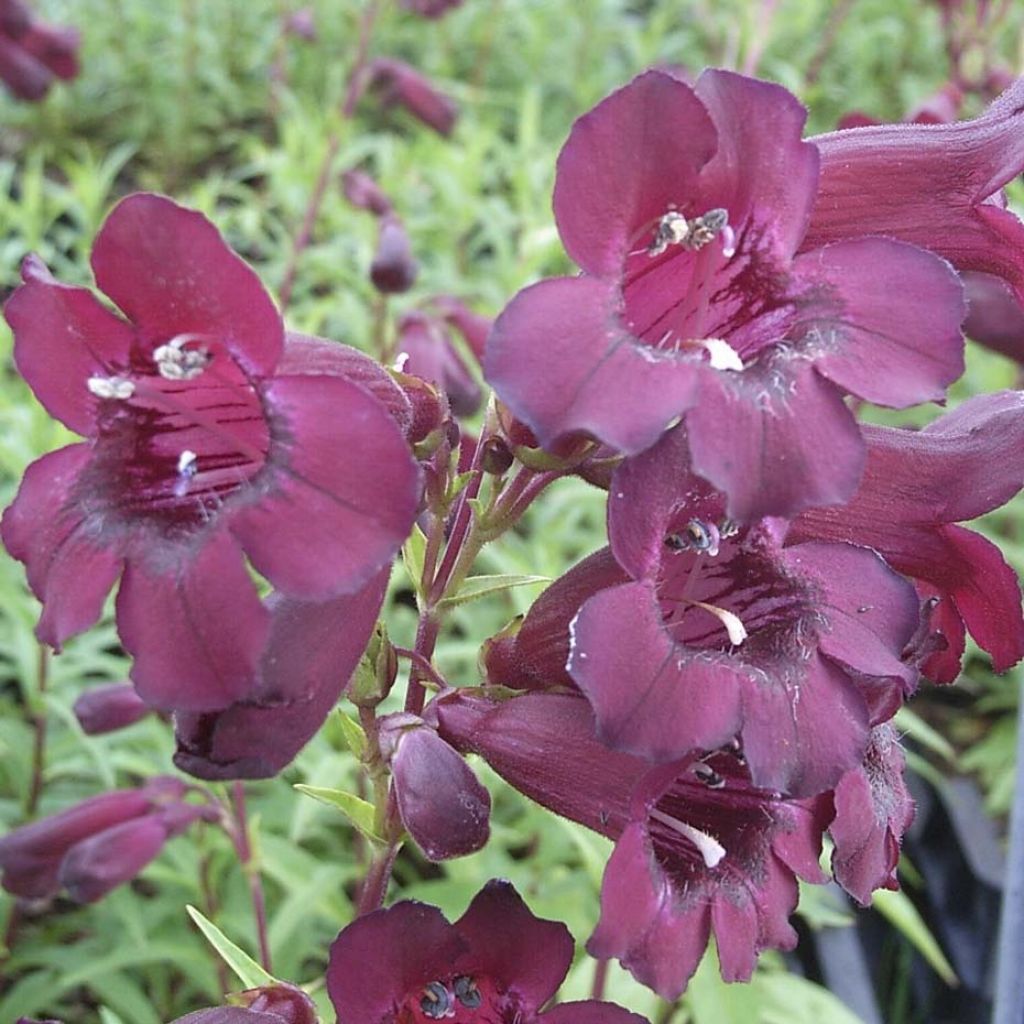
<box><xmin>116</xmin><ymin>532</ymin><xmax>271</xmax><ymax>711</ymax></box>
<box><xmin>327</xmin><ymin>902</ymin><xmax>467</xmax><ymax>1024</ymax></box>
<box><xmin>5</xmin><ymin>255</ymin><xmax>135</xmax><ymax>434</ymax></box>
<box><xmin>230</xmin><ymin>373</ymin><xmax>421</xmax><ymax>600</ymax></box>
<box><xmin>553</xmin><ymin>69</ymin><xmax>717</xmax><ymax>277</ymax></box>
<box><xmin>455</xmin><ymin>879</ymin><xmax>574</xmax><ymax>1010</ymax></box>
<box><xmin>541</xmin><ymin>1002</ymin><xmax>648</xmax><ymax>1024</ymax></box>
<box><xmin>58</xmin><ymin>816</ymin><xmax>168</xmax><ymax>903</ymax></box>
<box><xmin>1</xmin><ymin>443</ymin><xmax>122</xmax><ymax>650</ymax></box>
<box><xmin>570</xmin><ymin>581</ymin><xmax>743</xmax><ymax>763</ymax></box>
<box><xmin>90</xmin><ymin>194</ymin><xmax>283</xmax><ymax>376</ymax></box>
<box><xmin>686</xmin><ymin>357</ymin><xmax>864</xmax><ymax>521</ymax></box>
<box><xmin>796</xmin><ymin>238</ymin><xmax>965</xmax><ymax>407</ymax></box>
<box><xmin>173</xmin><ymin>570</ymin><xmax>388</xmax><ymax>780</ymax></box>
<box><xmin>485</xmin><ymin>275</ymin><xmax>700</xmax><ymax>454</ymax></box>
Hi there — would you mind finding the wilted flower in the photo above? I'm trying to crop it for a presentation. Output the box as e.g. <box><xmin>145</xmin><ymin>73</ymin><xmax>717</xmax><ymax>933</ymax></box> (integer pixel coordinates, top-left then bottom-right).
<box><xmin>828</xmin><ymin>723</ymin><xmax>914</xmax><ymax>906</ymax></box>
<box><xmin>437</xmin><ymin>692</ymin><xmax>829</xmax><ymax>999</ymax></box>
<box><xmin>0</xmin><ymin>0</ymin><xmax>79</xmax><ymax>101</ymax></box>
<box><xmin>486</xmin><ymin>69</ymin><xmax>965</xmax><ymax>520</ymax></box>
<box><xmin>395</xmin><ymin>310</ymin><xmax>482</xmax><ymax>417</ymax></box>
<box><xmin>363</xmin><ymin>57</ymin><xmax>458</xmax><ymax>137</ymax></box>
<box><xmin>0</xmin><ymin>777</ymin><xmax>214</xmax><ymax>902</ymax></box>
<box><xmin>379</xmin><ymin>712</ymin><xmax>491</xmax><ymax>860</ymax></box>
<box><xmin>371</xmin><ymin>215</ymin><xmax>419</xmax><ymax>294</ymax></box>
<box><xmin>73</xmin><ymin>681</ymin><xmax>151</xmax><ymax>735</ymax></box>
<box><xmin>789</xmin><ymin>391</ymin><xmax>1024</xmax><ymax>683</ymax></box>
<box><xmin>173</xmin><ymin>569</ymin><xmax>389</xmax><ymax>780</ymax></box>
<box><xmin>2</xmin><ymin>193</ymin><xmax>421</xmax><ymax>712</ymax></box>
<box><xmin>328</xmin><ymin>878</ymin><xmax>647</xmax><ymax>1023</ymax></box>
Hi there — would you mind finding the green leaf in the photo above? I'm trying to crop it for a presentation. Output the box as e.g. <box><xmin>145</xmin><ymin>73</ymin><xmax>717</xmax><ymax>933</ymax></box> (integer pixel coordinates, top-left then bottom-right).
<box><xmin>334</xmin><ymin>709</ymin><xmax>367</xmax><ymax>759</ymax></box>
<box><xmin>873</xmin><ymin>888</ymin><xmax>959</xmax><ymax>986</ymax></box>
<box><xmin>401</xmin><ymin>524</ymin><xmax>428</xmax><ymax>596</ymax></box>
<box><xmin>893</xmin><ymin>707</ymin><xmax>957</xmax><ymax>765</ymax></box>
<box><xmin>293</xmin><ymin>784</ymin><xmax>384</xmax><ymax>844</ymax></box>
<box><xmin>757</xmin><ymin>972</ymin><xmax>869</xmax><ymax>1024</ymax></box>
<box><xmin>186</xmin><ymin>905</ymin><xmax>278</xmax><ymax>990</ymax></box>
<box><xmin>440</xmin><ymin>574</ymin><xmax>550</xmax><ymax>610</ymax></box>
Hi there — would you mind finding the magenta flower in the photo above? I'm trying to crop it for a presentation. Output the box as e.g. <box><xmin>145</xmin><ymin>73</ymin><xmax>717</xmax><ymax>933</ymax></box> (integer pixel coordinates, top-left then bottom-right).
<box><xmin>395</xmin><ymin>309</ymin><xmax>482</xmax><ymax>417</ymax></box>
<box><xmin>828</xmin><ymin>723</ymin><xmax>914</xmax><ymax>906</ymax></box>
<box><xmin>806</xmin><ymin>76</ymin><xmax>1024</xmax><ymax>306</ymax></box>
<box><xmin>962</xmin><ymin>271</ymin><xmax>1024</xmax><ymax>363</ymax></box>
<box><xmin>2</xmin><ymin>194</ymin><xmax>421</xmax><ymax>712</ymax></box>
<box><xmin>327</xmin><ymin>879</ymin><xmax>647</xmax><ymax>1024</ymax></box>
<box><xmin>0</xmin><ymin>0</ymin><xmax>78</xmax><ymax>101</ymax></box>
<box><xmin>371</xmin><ymin>215</ymin><xmax>419</xmax><ymax>294</ymax></box>
<box><xmin>0</xmin><ymin>777</ymin><xmax>213</xmax><ymax>902</ymax></box>
<box><xmin>379</xmin><ymin>712</ymin><xmax>491</xmax><ymax>860</ymax></box>
<box><xmin>437</xmin><ymin>692</ymin><xmax>829</xmax><ymax>999</ymax></box>
<box><xmin>563</xmin><ymin>427</ymin><xmax>918</xmax><ymax>796</ymax></box>
<box><xmin>173</xmin><ymin>568</ymin><xmax>389</xmax><ymax>780</ymax></box>
<box><xmin>73</xmin><ymin>681</ymin><xmax>151</xmax><ymax>735</ymax></box>
<box><xmin>486</xmin><ymin>69</ymin><xmax>965</xmax><ymax>520</ymax></box>
<box><xmin>789</xmin><ymin>391</ymin><xmax>1024</xmax><ymax>683</ymax></box>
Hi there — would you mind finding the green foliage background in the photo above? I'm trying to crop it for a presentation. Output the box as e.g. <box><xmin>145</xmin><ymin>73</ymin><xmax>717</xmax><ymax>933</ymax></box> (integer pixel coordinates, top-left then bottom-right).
<box><xmin>0</xmin><ymin>1</ymin><xmax>1022</xmax><ymax>1022</ymax></box>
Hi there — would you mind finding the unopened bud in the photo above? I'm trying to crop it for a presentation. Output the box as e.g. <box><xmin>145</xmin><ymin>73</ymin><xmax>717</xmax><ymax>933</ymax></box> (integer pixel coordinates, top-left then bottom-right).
<box><xmin>481</xmin><ymin>436</ymin><xmax>513</xmax><ymax>476</ymax></box>
<box><xmin>241</xmin><ymin>983</ymin><xmax>318</xmax><ymax>1024</ymax></box>
<box><xmin>366</xmin><ymin>57</ymin><xmax>458</xmax><ymax>137</ymax></box>
<box><xmin>73</xmin><ymin>682</ymin><xmax>150</xmax><ymax>735</ymax></box>
<box><xmin>342</xmin><ymin>168</ymin><xmax>393</xmax><ymax>217</ymax></box>
<box><xmin>370</xmin><ymin>216</ymin><xmax>418</xmax><ymax>294</ymax></box>
<box><xmin>401</xmin><ymin>0</ymin><xmax>465</xmax><ymax>17</ymax></box>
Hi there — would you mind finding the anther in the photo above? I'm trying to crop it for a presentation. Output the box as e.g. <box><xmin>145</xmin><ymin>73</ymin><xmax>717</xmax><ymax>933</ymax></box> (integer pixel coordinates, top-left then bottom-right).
<box><xmin>153</xmin><ymin>334</ymin><xmax>211</xmax><ymax>381</ymax></box>
<box><xmin>420</xmin><ymin>981</ymin><xmax>454</xmax><ymax>1020</ymax></box>
<box><xmin>453</xmin><ymin>976</ymin><xmax>482</xmax><ymax>1009</ymax></box>
<box><xmin>664</xmin><ymin>519</ymin><xmax>720</xmax><ymax>557</ymax></box>
<box><xmin>87</xmin><ymin>375</ymin><xmax>135</xmax><ymax>400</ymax></box>
<box><xmin>693</xmin><ymin>762</ymin><xmax>726</xmax><ymax>789</ymax></box>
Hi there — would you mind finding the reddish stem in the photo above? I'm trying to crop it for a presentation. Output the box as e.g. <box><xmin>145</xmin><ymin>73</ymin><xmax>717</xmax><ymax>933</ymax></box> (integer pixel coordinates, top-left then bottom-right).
<box><xmin>231</xmin><ymin>782</ymin><xmax>273</xmax><ymax>974</ymax></box>
<box><xmin>25</xmin><ymin>645</ymin><xmax>49</xmax><ymax>818</ymax></box>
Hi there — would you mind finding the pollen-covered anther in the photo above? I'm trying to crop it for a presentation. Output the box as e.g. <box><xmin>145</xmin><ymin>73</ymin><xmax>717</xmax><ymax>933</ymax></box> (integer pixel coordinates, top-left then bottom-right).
<box><xmin>419</xmin><ymin>981</ymin><xmax>455</xmax><ymax>1020</ymax></box>
<box><xmin>87</xmin><ymin>375</ymin><xmax>135</xmax><ymax>400</ymax></box>
<box><xmin>649</xmin><ymin>808</ymin><xmax>726</xmax><ymax>869</ymax></box>
<box><xmin>665</xmin><ymin>518</ymin><xmax>721</xmax><ymax>556</ymax></box>
<box><xmin>153</xmin><ymin>334</ymin><xmax>212</xmax><ymax>381</ymax></box>
<box><xmin>647</xmin><ymin>210</ymin><xmax>691</xmax><ymax>256</ymax></box>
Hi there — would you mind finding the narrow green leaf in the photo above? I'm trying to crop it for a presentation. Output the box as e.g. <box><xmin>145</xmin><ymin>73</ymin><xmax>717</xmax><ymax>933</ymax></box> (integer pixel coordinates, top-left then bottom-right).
<box><xmin>294</xmin><ymin>784</ymin><xmax>384</xmax><ymax>844</ymax></box>
<box><xmin>186</xmin><ymin>905</ymin><xmax>278</xmax><ymax>990</ymax></box>
<box><xmin>401</xmin><ymin>524</ymin><xmax>428</xmax><ymax>595</ymax></box>
<box><xmin>440</xmin><ymin>574</ymin><xmax>550</xmax><ymax>610</ymax></box>
<box><xmin>873</xmin><ymin>888</ymin><xmax>959</xmax><ymax>986</ymax></box>
<box><xmin>334</xmin><ymin>709</ymin><xmax>367</xmax><ymax>759</ymax></box>
<box><xmin>893</xmin><ymin>707</ymin><xmax>958</xmax><ymax>765</ymax></box>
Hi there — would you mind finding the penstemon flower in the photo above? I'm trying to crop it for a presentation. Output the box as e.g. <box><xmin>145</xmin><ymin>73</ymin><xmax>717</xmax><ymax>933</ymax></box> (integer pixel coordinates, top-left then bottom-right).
<box><xmin>486</xmin><ymin>69</ymin><xmax>966</xmax><ymax>520</ymax></box>
<box><xmin>2</xmin><ymin>193</ymin><xmax>421</xmax><ymax>712</ymax></box>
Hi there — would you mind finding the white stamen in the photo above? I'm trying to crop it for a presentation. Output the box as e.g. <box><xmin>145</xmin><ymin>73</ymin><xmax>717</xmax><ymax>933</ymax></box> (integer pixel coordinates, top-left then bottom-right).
<box><xmin>177</xmin><ymin>450</ymin><xmax>198</xmax><ymax>475</ymax></box>
<box><xmin>680</xmin><ymin>598</ymin><xmax>748</xmax><ymax>646</ymax></box>
<box><xmin>87</xmin><ymin>375</ymin><xmax>135</xmax><ymax>400</ymax></box>
<box><xmin>720</xmin><ymin>224</ymin><xmax>736</xmax><ymax>259</ymax></box>
<box><xmin>393</xmin><ymin>351</ymin><xmax>410</xmax><ymax>372</ymax></box>
<box><xmin>649</xmin><ymin>809</ymin><xmax>726</xmax><ymax>869</ymax></box>
<box><xmin>702</xmin><ymin>338</ymin><xmax>743</xmax><ymax>372</ymax></box>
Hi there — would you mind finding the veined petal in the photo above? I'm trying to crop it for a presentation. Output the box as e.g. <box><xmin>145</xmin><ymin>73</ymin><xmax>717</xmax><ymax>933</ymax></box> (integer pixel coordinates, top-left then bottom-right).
<box><xmin>797</xmin><ymin>238</ymin><xmax>965</xmax><ymax>407</ymax></box>
<box><xmin>116</xmin><ymin>532</ymin><xmax>271</xmax><ymax>711</ymax></box>
<box><xmin>5</xmin><ymin>255</ymin><xmax>134</xmax><ymax>434</ymax></box>
<box><xmin>485</xmin><ymin>275</ymin><xmax>700</xmax><ymax>454</ymax></box>
<box><xmin>91</xmin><ymin>194</ymin><xmax>283</xmax><ymax>376</ymax></box>
<box><xmin>686</xmin><ymin>357</ymin><xmax>865</xmax><ymax>522</ymax></box>
<box><xmin>553</xmin><ymin>70</ymin><xmax>717</xmax><ymax>277</ymax></box>
<box><xmin>230</xmin><ymin>373</ymin><xmax>421</xmax><ymax>600</ymax></box>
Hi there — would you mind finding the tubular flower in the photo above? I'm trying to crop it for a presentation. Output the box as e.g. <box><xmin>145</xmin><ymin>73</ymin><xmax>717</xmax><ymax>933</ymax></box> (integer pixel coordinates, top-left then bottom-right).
<box><xmin>485</xmin><ymin>69</ymin><xmax>965</xmax><ymax>520</ymax></box>
<box><xmin>0</xmin><ymin>777</ymin><xmax>214</xmax><ymax>902</ymax></box>
<box><xmin>437</xmin><ymin>692</ymin><xmax>830</xmax><ymax>999</ymax></box>
<box><xmin>395</xmin><ymin>309</ymin><xmax>482</xmax><ymax>417</ymax></box>
<box><xmin>1</xmin><ymin>194</ymin><xmax>421</xmax><ymax>712</ymax></box>
<box><xmin>363</xmin><ymin>57</ymin><xmax>458</xmax><ymax>137</ymax></box>
<box><xmin>789</xmin><ymin>391</ymin><xmax>1024</xmax><ymax>683</ymax></box>
<box><xmin>172</xmin><ymin>568</ymin><xmax>390</xmax><ymax>781</ymax></box>
<box><xmin>72</xmin><ymin>681</ymin><xmax>151</xmax><ymax>735</ymax></box>
<box><xmin>806</xmin><ymin>76</ymin><xmax>1024</xmax><ymax>305</ymax></box>
<box><xmin>327</xmin><ymin>878</ymin><xmax>647</xmax><ymax>1024</ymax></box>
<box><xmin>562</xmin><ymin>427</ymin><xmax>918</xmax><ymax>796</ymax></box>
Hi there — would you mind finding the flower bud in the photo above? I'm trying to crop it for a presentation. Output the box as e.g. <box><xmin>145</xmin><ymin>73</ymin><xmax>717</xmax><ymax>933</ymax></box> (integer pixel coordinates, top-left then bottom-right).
<box><xmin>73</xmin><ymin>682</ymin><xmax>151</xmax><ymax>735</ymax></box>
<box><xmin>370</xmin><ymin>216</ymin><xmax>418</xmax><ymax>294</ymax></box>
<box><xmin>342</xmin><ymin>168</ymin><xmax>393</xmax><ymax>217</ymax></box>
<box><xmin>401</xmin><ymin>0</ymin><xmax>464</xmax><ymax>17</ymax></box>
<box><xmin>282</xmin><ymin>7</ymin><xmax>316</xmax><ymax>41</ymax></box>
<box><xmin>366</xmin><ymin>57</ymin><xmax>458</xmax><ymax>137</ymax></box>
<box><xmin>241</xmin><ymin>983</ymin><xmax>319</xmax><ymax>1024</ymax></box>
<box><xmin>481</xmin><ymin>436</ymin><xmax>513</xmax><ymax>476</ymax></box>
<box><xmin>348</xmin><ymin>622</ymin><xmax>398</xmax><ymax>708</ymax></box>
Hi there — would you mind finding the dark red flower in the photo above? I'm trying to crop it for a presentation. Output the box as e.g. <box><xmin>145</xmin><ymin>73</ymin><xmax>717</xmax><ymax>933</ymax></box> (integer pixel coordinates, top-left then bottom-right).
<box><xmin>364</xmin><ymin>57</ymin><xmax>458</xmax><ymax>137</ymax></box>
<box><xmin>173</xmin><ymin>568</ymin><xmax>389</xmax><ymax>780</ymax></box>
<box><xmin>486</xmin><ymin>69</ymin><xmax>965</xmax><ymax>520</ymax></box>
<box><xmin>73</xmin><ymin>681</ymin><xmax>151</xmax><ymax>735</ymax></box>
<box><xmin>327</xmin><ymin>878</ymin><xmax>647</xmax><ymax>1023</ymax></box>
<box><xmin>2</xmin><ymin>194</ymin><xmax>421</xmax><ymax>712</ymax></box>
<box><xmin>828</xmin><ymin>723</ymin><xmax>914</xmax><ymax>906</ymax></box>
<box><xmin>379</xmin><ymin>712</ymin><xmax>491</xmax><ymax>860</ymax></box>
<box><xmin>371</xmin><ymin>216</ymin><xmax>419</xmax><ymax>294</ymax></box>
<box><xmin>171</xmin><ymin>985</ymin><xmax>318</xmax><ymax>1024</ymax></box>
<box><xmin>437</xmin><ymin>692</ymin><xmax>829</xmax><ymax>999</ymax></box>
<box><xmin>807</xmin><ymin>76</ymin><xmax>1024</xmax><ymax>307</ymax></box>
<box><xmin>395</xmin><ymin>310</ymin><xmax>482</xmax><ymax>417</ymax></box>
<box><xmin>0</xmin><ymin>0</ymin><xmax>78</xmax><ymax>101</ymax></box>
<box><xmin>0</xmin><ymin>777</ymin><xmax>212</xmax><ymax>902</ymax></box>
<box><xmin>428</xmin><ymin>295</ymin><xmax>492</xmax><ymax>361</ymax></box>
<box><xmin>789</xmin><ymin>391</ymin><xmax>1024</xmax><ymax>682</ymax></box>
